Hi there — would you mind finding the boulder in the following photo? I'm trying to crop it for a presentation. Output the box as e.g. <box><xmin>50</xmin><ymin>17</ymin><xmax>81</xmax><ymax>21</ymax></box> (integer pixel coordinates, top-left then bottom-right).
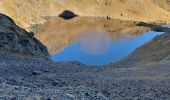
<box><xmin>59</xmin><ymin>10</ymin><xmax>77</xmax><ymax>20</ymax></box>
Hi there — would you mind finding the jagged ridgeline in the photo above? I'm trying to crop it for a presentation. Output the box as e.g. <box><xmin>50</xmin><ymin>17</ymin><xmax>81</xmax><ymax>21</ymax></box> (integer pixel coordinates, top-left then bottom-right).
<box><xmin>0</xmin><ymin>0</ymin><xmax>170</xmax><ymax>29</ymax></box>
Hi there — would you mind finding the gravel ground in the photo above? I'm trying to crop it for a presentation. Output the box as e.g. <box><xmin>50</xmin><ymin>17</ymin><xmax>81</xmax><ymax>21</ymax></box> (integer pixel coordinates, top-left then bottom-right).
<box><xmin>0</xmin><ymin>51</ymin><xmax>170</xmax><ymax>100</ymax></box>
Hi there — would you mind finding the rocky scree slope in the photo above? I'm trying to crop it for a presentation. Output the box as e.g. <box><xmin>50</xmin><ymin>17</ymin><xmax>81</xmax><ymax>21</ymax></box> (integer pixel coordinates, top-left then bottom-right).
<box><xmin>1</xmin><ymin>0</ymin><xmax>170</xmax><ymax>29</ymax></box>
<box><xmin>0</xmin><ymin>13</ymin><xmax>108</xmax><ymax>100</ymax></box>
<box><xmin>0</xmin><ymin>13</ymin><xmax>49</xmax><ymax>58</ymax></box>
<box><xmin>0</xmin><ymin>31</ymin><xmax>170</xmax><ymax>100</ymax></box>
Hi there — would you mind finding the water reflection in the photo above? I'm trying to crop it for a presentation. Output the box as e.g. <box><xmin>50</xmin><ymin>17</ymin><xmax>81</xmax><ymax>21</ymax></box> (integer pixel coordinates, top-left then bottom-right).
<box><xmin>35</xmin><ymin>17</ymin><xmax>149</xmax><ymax>54</ymax></box>
<box><xmin>34</xmin><ymin>17</ymin><xmax>162</xmax><ymax>65</ymax></box>
<box><xmin>76</xmin><ymin>32</ymin><xmax>112</xmax><ymax>55</ymax></box>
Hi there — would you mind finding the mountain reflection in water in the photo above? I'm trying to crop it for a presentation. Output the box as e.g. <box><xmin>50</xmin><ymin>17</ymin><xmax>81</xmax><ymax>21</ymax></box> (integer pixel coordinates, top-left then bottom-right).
<box><xmin>35</xmin><ymin>17</ymin><xmax>163</xmax><ymax>65</ymax></box>
<box><xmin>76</xmin><ymin>32</ymin><xmax>112</xmax><ymax>55</ymax></box>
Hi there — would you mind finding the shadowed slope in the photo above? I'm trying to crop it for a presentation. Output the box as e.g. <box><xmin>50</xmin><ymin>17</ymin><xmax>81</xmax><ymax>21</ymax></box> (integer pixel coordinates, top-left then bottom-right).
<box><xmin>0</xmin><ymin>13</ymin><xmax>49</xmax><ymax>58</ymax></box>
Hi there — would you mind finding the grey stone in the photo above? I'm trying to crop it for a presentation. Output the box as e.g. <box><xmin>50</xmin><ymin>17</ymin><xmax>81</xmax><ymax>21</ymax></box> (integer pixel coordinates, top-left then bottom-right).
<box><xmin>0</xmin><ymin>14</ymin><xmax>49</xmax><ymax>58</ymax></box>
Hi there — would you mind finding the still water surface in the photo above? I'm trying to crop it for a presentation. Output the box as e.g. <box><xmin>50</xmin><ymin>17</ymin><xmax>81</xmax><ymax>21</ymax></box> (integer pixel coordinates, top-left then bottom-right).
<box><xmin>35</xmin><ymin>17</ymin><xmax>164</xmax><ymax>65</ymax></box>
<box><xmin>51</xmin><ymin>31</ymin><xmax>163</xmax><ymax>65</ymax></box>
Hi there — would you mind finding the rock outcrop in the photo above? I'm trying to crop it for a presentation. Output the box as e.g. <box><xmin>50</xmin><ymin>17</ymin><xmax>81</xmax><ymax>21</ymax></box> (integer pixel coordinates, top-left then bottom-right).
<box><xmin>0</xmin><ymin>13</ymin><xmax>49</xmax><ymax>58</ymax></box>
<box><xmin>59</xmin><ymin>10</ymin><xmax>78</xmax><ymax>20</ymax></box>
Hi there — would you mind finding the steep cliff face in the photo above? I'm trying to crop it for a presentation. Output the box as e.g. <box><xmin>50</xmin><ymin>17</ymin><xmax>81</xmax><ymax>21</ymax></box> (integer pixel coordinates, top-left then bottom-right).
<box><xmin>0</xmin><ymin>13</ymin><xmax>49</xmax><ymax>58</ymax></box>
<box><xmin>0</xmin><ymin>0</ymin><xmax>170</xmax><ymax>29</ymax></box>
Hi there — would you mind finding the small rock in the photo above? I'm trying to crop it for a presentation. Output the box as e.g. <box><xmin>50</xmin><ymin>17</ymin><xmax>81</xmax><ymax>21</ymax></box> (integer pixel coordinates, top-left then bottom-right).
<box><xmin>59</xmin><ymin>10</ymin><xmax>77</xmax><ymax>20</ymax></box>
<box><xmin>85</xmin><ymin>92</ymin><xmax>90</xmax><ymax>96</ymax></box>
<box><xmin>65</xmin><ymin>93</ymin><xmax>76</xmax><ymax>98</ymax></box>
<box><xmin>32</xmin><ymin>71</ymin><xmax>41</xmax><ymax>75</ymax></box>
<box><xmin>52</xmin><ymin>81</ymin><xmax>67</xmax><ymax>87</ymax></box>
<box><xmin>7</xmin><ymin>77</ymin><xmax>23</xmax><ymax>85</ymax></box>
<box><xmin>52</xmin><ymin>81</ymin><xmax>58</xmax><ymax>86</ymax></box>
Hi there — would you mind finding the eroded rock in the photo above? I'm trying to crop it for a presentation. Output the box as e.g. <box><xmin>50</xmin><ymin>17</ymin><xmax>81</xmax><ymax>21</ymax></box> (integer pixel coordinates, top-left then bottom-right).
<box><xmin>0</xmin><ymin>13</ymin><xmax>49</xmax><ymax>58</ymax></box>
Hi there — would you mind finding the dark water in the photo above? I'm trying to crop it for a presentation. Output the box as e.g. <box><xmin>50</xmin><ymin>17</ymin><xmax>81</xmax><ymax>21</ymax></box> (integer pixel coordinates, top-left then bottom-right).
<box><xmin>35</xmin><ymin>17</ymin><xmax>167</xmax><ymax>65</ymax></box>
<box><xmin>51</xmin><ymin>31</ymin><xmax>163</xmax><ymax>65</ymax></box>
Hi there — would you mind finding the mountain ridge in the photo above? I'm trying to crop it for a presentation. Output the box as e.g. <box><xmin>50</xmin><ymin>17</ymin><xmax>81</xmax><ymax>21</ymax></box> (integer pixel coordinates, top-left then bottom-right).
<box><xmin>0</xmin><ymin>0</ymin><xmax>170</xmax><ymax>29</ymax></box>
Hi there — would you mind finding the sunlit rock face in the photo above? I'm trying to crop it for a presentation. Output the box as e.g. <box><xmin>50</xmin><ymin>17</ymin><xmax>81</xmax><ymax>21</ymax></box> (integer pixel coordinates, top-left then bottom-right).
<box><xmin>35</xmin><ymin>17</ymin><xmax>149</xmax><ymax>54</ymax></box>
<box><xmin>0</xmin><ymin>13</ymin><xmax>49</xmax><ymax>58</ymax></box>
<box><xmin>0</xmin><ymin>0</ymin><xmax>170</xmax><ymax>29</ymax></box>
<box><xmin>152</xmin><ymin>0</ymin><xmax>170</xmax><ymax>12</ymax></box>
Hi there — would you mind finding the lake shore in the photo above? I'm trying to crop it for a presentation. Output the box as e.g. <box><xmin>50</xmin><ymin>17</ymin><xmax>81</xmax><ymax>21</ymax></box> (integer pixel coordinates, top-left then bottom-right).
<box><xmin>0</xmin><ymin>13</ymin><xmax>170</xmax><ymax>99</ymax></box>
<box><xmin>0</xmin><ymin>32</ymin><xmax>170</xmax><ymax>99</ymax></box>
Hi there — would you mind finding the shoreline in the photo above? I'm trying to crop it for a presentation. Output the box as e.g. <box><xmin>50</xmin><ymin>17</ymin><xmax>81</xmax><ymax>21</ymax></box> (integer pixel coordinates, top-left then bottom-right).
<box><xmin>0</xmin><ymin>13</ymin><xmax>170</xmax><ymax>99</ymax></box>
<box><xmin>0</xmin><ymin>31</ymin><xmax>170</xmax><ymax>99</ymax></box>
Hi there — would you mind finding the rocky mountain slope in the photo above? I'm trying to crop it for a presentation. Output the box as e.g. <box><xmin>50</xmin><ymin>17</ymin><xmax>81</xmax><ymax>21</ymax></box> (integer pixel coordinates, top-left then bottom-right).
<box><xmin>0</xmin><ymin>0</ymin><xmax>170</xmax><ymax>29</ymax></box>
<box><xmin>0</xmin><ymin>13</ymin><xmax>49</xmax><ymax>58</ymax></box>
